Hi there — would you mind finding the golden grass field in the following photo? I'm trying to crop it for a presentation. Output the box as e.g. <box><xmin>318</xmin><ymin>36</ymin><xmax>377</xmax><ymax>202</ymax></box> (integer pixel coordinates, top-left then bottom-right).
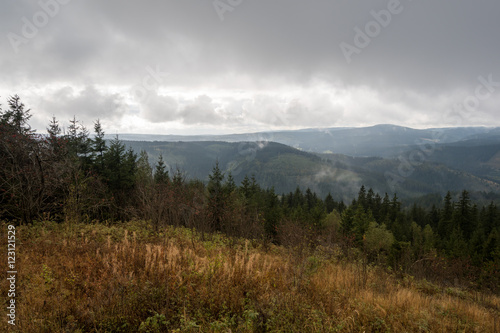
<box><xmin>1</xmin><ymin>220</ymin><xmax>499</xmax><ymax>332</ymax></box>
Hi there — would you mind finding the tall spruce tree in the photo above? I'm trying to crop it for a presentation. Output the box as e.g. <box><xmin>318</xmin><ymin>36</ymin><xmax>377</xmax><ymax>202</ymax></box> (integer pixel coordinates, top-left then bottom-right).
<box><xmin>207</xmin><ymin>160</ymin><xmax>226</xmax><ymax>231</ymax></box>
<box><xmin>154</xmin><ymin>154</ymin><xmax>169</xmax><ymax>184</ymax></box>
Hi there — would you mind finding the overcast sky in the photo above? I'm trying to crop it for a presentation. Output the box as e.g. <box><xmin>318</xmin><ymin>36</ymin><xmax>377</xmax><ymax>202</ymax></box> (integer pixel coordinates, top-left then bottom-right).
<box><xmin>1</xmin><ymin>0</ymin><xmax>499</xmax><ymax>135</ymax></box>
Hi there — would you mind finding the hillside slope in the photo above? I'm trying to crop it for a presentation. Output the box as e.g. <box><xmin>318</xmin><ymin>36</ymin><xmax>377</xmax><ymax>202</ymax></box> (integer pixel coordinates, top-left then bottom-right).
<box><xmin>124</xmin><ymin>140</ymin><xmax>500</xmax><ymax>201</ymax></box>
<box><xmin>3</xmin><ymin>221</ymin><xmax>498</xmax><ymax>332</ymax></box>
<box><xmin>114</xmin><ymin>125</ymin><xmax>500</xmax><ymax>157</ymax></box>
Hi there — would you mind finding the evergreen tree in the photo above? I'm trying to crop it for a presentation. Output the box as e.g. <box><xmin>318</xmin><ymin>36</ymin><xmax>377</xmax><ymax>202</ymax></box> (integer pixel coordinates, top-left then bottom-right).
<box><xmin>207</xmin><ymin>161</ymin><xmax>226</xmax><ymax>231</ymax></box>
<box><xmin>46</xmin><ymin>116</ymin><xmax>64</xmax><ymax>156</ymax></box>
<box><xmin>483</xmin><ymin>228</ymin><xmax>500</xmax><ymax>262</ymax></box>
<box><xmin>455</xmin><ymin>190</ymin><xmax>474</xmax><ymax>239</ymax></box>
<box><xmin>262</xmin><ymin>187</ymin><xmax>281</xmax><ymax>242</ymax></box>
<box><xmin>1</xmin><ymin>95</ymin><xmax>32</xmax><ymax>135</ymax></box>
<box><xmin>305</xmin><ymin>188</ymin><xmax>315</xmax><ymax>210</ymax></box>
<box><xmin>103</xmin><ymin>136</ymin><xmax>136</xmax><ymax>193</ymax></box>
<box><xmin>136</xmin><ymin>150</ymin><xmax>153</xmax><ymax>185</ymax></box>
<box><xmin>66</xmin><ymin>116</ymin><xmax>91</xmax><ymax>164</ymax></box>
<box><xmin>91</xmin><ymin>119</ymin><xmax>107</xmax><ymax>173</ymax></box>
<box><xmin>249</xmin><ymin>175</ymin><xmax>259</xmax><ymax>196</ymax></box>
<box><xmin>241</xmin><ymin>175</ymin><xmax>251</xmax><ymax>198</ymax></box>
<box><xmin>324</xmin><ymin>192</ymin><xmax>335</xmax><ymax>213</ymax></box>
<box><xmin>438</xmin><ymin>192</ymin><xmax>454</xmax><ymax>239</ymax></box>
<box><xmin>292</xmin><ymin>187</ymin><xmax>304</xmax><ymax>208</ymax></box>
<box><xmin>447</xmin><ymin>226</ymin><xmax>468</xmax><ymax>258</ymax></box>
<box><xmin>351</xmin><ymin>205</ymin><xmax>375</xmax><ymax>243</ymax></box>
<box><xmin>357</xmin><ymin>185</ymin><xmax>367</xmax><ymax>210</ymax></box>
<box><xmin>483</xmin><ymin>202</ymin><xmax>499</xmax><ymax>235</ymax></box>
<box><xmin>172</xmin><ymin>168</ymin><xmax>184</xmax><ymax>187</ymax></box>
<box><xmin>47</xmin><ymin>116</ymin><xmax>61</xmax><ymax>140</ymax></box>
<box><xmin>428</xmin><ymin>204</ymin><xmax>440</xmax><ymax>231</ymax></box>
<box><xmin>154</xmin><ymin>154</ymin><xmax>169</xmax><ymax>184</ymax></box>
<box><xmin>380</xmin><ymin>193</ymin><xmax>391</xmax><ymax>222</ymax></box>
<box><xmin>366</xmin><ymin>187</ymin><xmax>375</xmax><ymax>212</ymax></box>
<box><xmin>389</xmin><ymin>194</ymin><xmax>401</xmax><ymax>221</ymax></box>
<box><xmin>337</xmin><ymin>200</ymin><xmax>347</xmax><ymax>214</ymax></box>
<box><xmin>224</xmin><ymin>172</ymin><xmax>236</xmax><ymax>194</ymax></box>
<box><xmin>422</xmin><ymin>224</ymin><xmax>435</xmax><ymax>253</ymax></box>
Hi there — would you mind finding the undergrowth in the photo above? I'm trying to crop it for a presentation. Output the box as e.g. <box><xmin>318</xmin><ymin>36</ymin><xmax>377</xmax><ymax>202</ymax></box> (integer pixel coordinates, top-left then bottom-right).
<box><xmin>1</xmin><ymin>220</ymin><xmax>499</xmax><ymax>332</ymax></box>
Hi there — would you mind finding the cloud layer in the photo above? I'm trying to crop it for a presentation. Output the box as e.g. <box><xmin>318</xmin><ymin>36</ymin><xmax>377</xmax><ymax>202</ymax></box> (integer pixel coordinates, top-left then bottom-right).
<box><xmin>1</xmin><ymin>0</ymin><xmax>499</xmax><ymax>134</ymax></box>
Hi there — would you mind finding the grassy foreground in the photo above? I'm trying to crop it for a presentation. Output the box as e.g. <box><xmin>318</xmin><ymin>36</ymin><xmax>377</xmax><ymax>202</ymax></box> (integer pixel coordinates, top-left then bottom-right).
<box><xmin>1</xmin><ymin>221</ymin><xmax>500</xmax><ymax>332</ymax></box>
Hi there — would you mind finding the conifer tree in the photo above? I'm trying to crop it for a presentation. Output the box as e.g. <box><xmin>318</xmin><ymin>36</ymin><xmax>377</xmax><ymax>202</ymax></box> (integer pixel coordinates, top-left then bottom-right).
<box><xmin>1</xmin><ymin>95</ymin><xmax>32</xmax><ymax>135</ymax></box>
<box><xmin>438</xmin><ymin>192</ymin><xmax>454</xmax><ymax>239</ymax></box>
<box><xmin>136</xmin><ymin>150</ymin><xmax>153</xmax><ymax>185</ymax></box>
<box><xmin>224</xmin><ymin>171</ymin><xmax>236</xmax><ymax>194</ymax></box>
<box><xmin>91</xmin><ymin>119</ymin><xmax>107</xmax><ymax>173</ymax></box>
<box><xmin>324</xmin><ymin>192</ymin><xmax>335</xmax><ymax>213</ymax></box>
<box><xmin>154</xmin><ymin>154</ymin><xmax>169</xmax><ymax>184</ymax></box>
<box><xmin>207</xmin><ymin>161</ymin><xmax>226</xmax><ymax>231</ymax></box>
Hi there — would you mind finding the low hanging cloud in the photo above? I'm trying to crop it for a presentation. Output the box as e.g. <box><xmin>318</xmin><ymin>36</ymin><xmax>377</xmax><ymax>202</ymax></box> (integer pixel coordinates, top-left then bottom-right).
<box><xmin>1</xmin><ymin>0</ymin><xmax>500</xmax><ymax>134</ymax></box>
<box><xmin>140</xmin><ymin>93</ymin><xmax>179</xmax><ymax>123</ymax></box>
<box><xmin>33</xmin><ymin>85</ymin><xmax>127</xmax><ymax>131</ymax></box>
<box><xmin>179</xmin><ymin>95</ymin><xmax>223</xmax><ymax>125</ymax></box>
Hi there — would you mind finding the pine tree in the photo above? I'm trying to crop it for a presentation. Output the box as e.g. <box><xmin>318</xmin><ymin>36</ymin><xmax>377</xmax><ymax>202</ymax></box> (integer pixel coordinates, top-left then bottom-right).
<box><xmin>305</xmin><ymin>188</ymin><xmax>315</xmax><ymax>210</ymax></box>
<box><xmin>91</xmin><ymin>119</ymin><xmax>107</xmax><ymax>173</ymax></box>
<box><xmin>103</xmin><ymin>135</ymin><xmax>136</xmax><ymax>192</ymax></box>
<box><xmin>240</xmin><ymin>175</ymin><xmax>251</xmax><ymax>198</ymax></box>
<box><xmin>380</xmin><ymin>193</ymin><xmax>391</xmax><ymax>222</ymax></box>
<box><xmin>483</xmin><ymin>228</ymin><xmax>500</xmax><ymax>261</ymax></box>
<box><xmin>455</xmin><ymin>190</ymin><xmax>474</xmax><ymax>240</ymax></box>
<box><xmin>224</xmin><ymin>171</ymin><xmax>236</xmax><ymax>194</ymax></box>
<box><xmin>136</xmin><ymin>150</ymin><xmax>153</xmax><ymax>185</ymax></box>
<box><xmin>483</xmin><ymin>202</ymin><xmax>498</xmax><ymax>235</ymax></box>
<box><xmin>447</xmin><ymin>226</ymin><xmax>468</xmax><ymax>258</ymax></box>
<box><xmin>324</xmin><ymin>192</ymin><xmax>335</xmax><ymax>213</ymax></box>
<box><xmin>66</xmin><ymin>116</ymin><xmax>90</xmax><ymax>162</ymax></box>
<box><xmin>1</xmin><ymin>95</ymin><xmax>32</xmax><ymax>135</ymax></box>
<box><xmin>352</xmin><ymin>204</ymin><xmax>375</xmax><ymax>243</ymax></box>
<box><xmin>438</xmin><ymin>191</ymin><xmax>454</xmax><ymax>239</ymax></box>
<box><xmin>357</xmin><ymin>185</ymin><xmax>367</xmax><ymax>210</ymax></box>
<box><xmin>154</xmin><ymin>154</ymin><xmax>169</xmax><ymax>184</ymax></box>
<box><xmin>207</xmin><ymin>161</ymin><xmax>226</xmax><ymax>231</ymax></box>
<box><xmin>262</xmin><ymin>187</ymin><xmax>281</xmax><ymax>242</ymax></box>
<box><xmin>250</xmin><ymin>175</ymin><xmax>259</xmax><ymax>196</ymax></box>
<box><xmin>46</xmin><ymin>116</ymin><xmax>64</xmax><ymax>156</ymax></box>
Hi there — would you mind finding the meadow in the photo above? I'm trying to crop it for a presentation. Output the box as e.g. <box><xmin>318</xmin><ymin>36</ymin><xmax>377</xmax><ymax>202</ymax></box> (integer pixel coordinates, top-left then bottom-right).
<box><xmin>1</xmin><ymin>220</ymin><xmax>499</xmax><ymax>332</ymax></box>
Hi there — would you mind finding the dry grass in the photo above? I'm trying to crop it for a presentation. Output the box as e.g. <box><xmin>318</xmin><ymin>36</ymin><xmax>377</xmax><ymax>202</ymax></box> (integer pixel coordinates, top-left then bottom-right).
<box><xmin>1</xmin><ymin>220</ymin><xmax>499</xmax><ymax>332</ymax></box>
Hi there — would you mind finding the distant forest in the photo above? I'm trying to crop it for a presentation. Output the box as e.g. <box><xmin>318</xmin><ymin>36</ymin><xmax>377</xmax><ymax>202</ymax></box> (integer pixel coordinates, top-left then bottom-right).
<box><xmin>1</xmin><ymin>95</ymin><xmax>499</xmax><ymax>292</ymax></box>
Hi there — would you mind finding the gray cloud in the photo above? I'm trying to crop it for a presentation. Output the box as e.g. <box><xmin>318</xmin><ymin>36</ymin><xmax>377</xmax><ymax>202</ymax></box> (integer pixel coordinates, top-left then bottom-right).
<box><xmin>1</xmin><ymin>0</ymin><xmax>499</xmax><ymax>133</ymax></box>
<box><xmin>141</xmin><ymin>94</ymin><xmax>179</xmax><ymax>123</ymax></box>
<box><xmin>32</xmin><ymin>85</ymin><xmax>127</xmax><ymax>131</ymax></box>
<box><xmin>179</xmin><ymin>95</ymin><xmax>222</xmax><ymax>125</ymax></box>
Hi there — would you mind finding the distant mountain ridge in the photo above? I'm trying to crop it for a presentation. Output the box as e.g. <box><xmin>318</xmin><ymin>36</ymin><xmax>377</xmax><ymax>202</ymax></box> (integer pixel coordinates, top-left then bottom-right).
<box><xmin>109</xmin><ymin>124</ymin><xmax>500</xmax><ymax>158</ymax></box>
<box><xmin>110</xmin><ymin>125</ymin><xmax>500</xmax><ymax>203</ymax></box>
<box><xmin>122</xmin><ymin>137</ymin><xmax>500</xmax><ymax>203</ymax></box>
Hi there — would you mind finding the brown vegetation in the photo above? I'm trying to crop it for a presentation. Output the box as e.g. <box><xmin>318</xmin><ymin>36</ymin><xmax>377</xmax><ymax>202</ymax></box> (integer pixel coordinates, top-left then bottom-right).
<box><xmin>1</xmin><ymin>220</ymin><xmax>499</xmax><ymax>332</ymax></box>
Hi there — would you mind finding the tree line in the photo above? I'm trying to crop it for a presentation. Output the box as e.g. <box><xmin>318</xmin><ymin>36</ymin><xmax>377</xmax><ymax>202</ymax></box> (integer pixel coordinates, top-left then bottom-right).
<box><xmin>1</xmin><ymin>95</ymin><xmax>499</xmax><ymax>291</ymax></box>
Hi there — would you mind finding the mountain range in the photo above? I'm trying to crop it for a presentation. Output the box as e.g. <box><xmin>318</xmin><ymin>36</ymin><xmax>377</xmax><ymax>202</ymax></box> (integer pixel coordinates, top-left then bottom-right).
<box><xmin>115</xmin><ymin>125</ymin><xmax>500</xmax><ymax>204</ymax></box>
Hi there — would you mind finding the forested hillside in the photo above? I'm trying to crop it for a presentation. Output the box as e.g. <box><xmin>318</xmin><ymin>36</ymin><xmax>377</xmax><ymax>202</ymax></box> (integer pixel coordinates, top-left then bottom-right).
<box><xmin>1</xmin><ymin>95</ymin><xmax>499</xmax><ymax>285</ymax></box>
<box><xmin>1</xmin><ymin>96</ymin><xmax>500</xmax><ymax>331</ymax></box>
<box><xmin>112</xmin><ymin>125</ymin><xmax>500</xmax><ymax>157</ymax></box>
<box><xmin>122</xmin><ymin>139</ymin><xmax>500</xmax><ymax>202</ymax></box>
